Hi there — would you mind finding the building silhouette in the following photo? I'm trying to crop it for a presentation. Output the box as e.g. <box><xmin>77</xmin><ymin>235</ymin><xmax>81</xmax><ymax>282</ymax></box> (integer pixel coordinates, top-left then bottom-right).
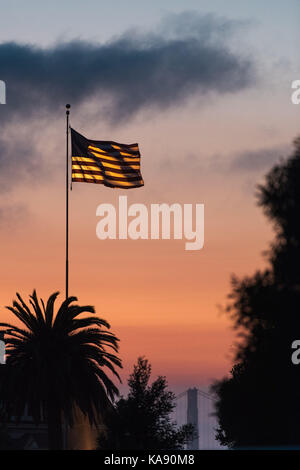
<box><xmin>0</xmin><ymin>336</ymin><xmax>104</xmax><ymax>449</ymax></box>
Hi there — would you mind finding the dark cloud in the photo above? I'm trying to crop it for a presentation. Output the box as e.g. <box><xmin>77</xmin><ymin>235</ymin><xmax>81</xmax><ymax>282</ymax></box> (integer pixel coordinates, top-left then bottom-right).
<box><xmin>0</xmin><ymin>134</ymin><xmax>37</xmax><ymax>192</ymax></box>
<box><xmin>158</xmin><ymin>11</ymin><xmax>251</xmax><ymax>42</ymax></box>
<box><xmin>160</xmin><ymin>144</ymin><xmax>291</xmax><ymax>182</ymax></box>
<box><xmin>0</xmin><ymin>129</ymin><xmax>61</xmax><ymax>194</ymax></box>
<box><xmin>229</xmin><ymin>145</ymin><xmax>290</xmax><ymax>172</ymax></box>
<box><xmin>0</xmin><ymin>12</ymin><xmax>255</xmax><ymax>122</ymax></box>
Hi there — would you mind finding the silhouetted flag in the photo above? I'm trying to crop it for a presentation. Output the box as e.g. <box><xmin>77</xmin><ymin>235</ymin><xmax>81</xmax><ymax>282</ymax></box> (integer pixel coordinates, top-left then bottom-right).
<box><xmin>71</xmin><ymin>128</ymin><xmax>144</xmax><ymax>188</ymax></box>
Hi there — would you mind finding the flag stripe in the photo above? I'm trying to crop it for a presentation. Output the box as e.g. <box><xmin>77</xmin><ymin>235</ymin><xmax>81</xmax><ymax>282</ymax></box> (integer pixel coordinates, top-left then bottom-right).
<box><xmin>71</xmin><ymin>178</ymin><xmax>143</xmax><ymax>188</ymax></box>
<box><xmin>73</xmin><ymin>155</ymin><xmax>141</xmax><ymax>165</ymax></box>
<box><xmin>89</xmin><ymin>150</ymin><xmax>140</xmax><ymax>162</ymax></box>
<box><xmin>89</xmin><ymin>145</ymin><xmax>140</xmax><ymax>158</ymax></box>
<box><xmin>72</xmin><ymin>172</ymin><xmax>144</xmax><ymax>187</ymax></box>
<box><xmin>72</xmin><ymin>169</ymin><xmax>142</xmax><ymax>181</ymax></box>
<box><xmin>73</xmin><ymin>155</ymin><xmax>140</xmax><ymax>164</ymax></box>
<box><xmin>72</xmin><ymin>157</ymin><xmax>139</xmax><ymax>174</ymax></box>
<box><xmin>89</xmin><ymin>151</ymin><xmax>141</xmax><ymax>164</ymax></box>
<box><xmin>73</xmin><ymin>153</ymin><xmax>141</xmax><ymax>166</ymax></box>
<box><xmin>98</xmin><ymin>161</ymin><xmax>139</xmax><ymax>170</ymax></box>
<box><xmin>72</xmin><ymin>166</ymin><xmax>141</xmax><ymax>179</ymax></box>
<box><xmin>89</xmin><ymin>144</ymin><xmax>139</xmax><ymax>155</ymax></box>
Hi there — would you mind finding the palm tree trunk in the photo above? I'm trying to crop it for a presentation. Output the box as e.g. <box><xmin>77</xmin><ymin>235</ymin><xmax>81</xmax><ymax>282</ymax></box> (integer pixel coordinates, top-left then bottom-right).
<box><xmin>47</xmin><ymin>401</ymin><xmax>63</xmax><ymax>450</ymax></box>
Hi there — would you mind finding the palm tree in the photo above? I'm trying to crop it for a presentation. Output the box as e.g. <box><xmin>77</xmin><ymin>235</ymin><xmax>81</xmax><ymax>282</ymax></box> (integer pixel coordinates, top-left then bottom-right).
<box><xmin>0</xmin><ymin>290</ymin><xmax>122</xmax><ymax>449</ymax></box>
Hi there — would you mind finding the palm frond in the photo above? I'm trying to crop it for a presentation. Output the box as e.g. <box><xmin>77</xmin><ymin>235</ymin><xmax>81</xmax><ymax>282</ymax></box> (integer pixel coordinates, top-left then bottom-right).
<box><xmin>29</xmin><ymin>290</ymin><xmax>46</xmax><ymax>326</ymax></box>
<box><xmin>44</xmin><ymin>292</ymin><xmax>59</xmax><ymax>327</ymax></box>
<box><xmin>66</xmin><ymin>316</ymin><xmax>110</xmax><ymax>333</ymax></box>
<box><xmin>0</xmin><ymin>290</ymin><xmax>122</xmax><ymax>433</ymax></box>
<box><xmin>0</xmin><ymin>323</ymin><xmax>32</xmax><ymax>339</ymax></box>
<box><xmin>52</xmin><ymin>296</ymin><xmax>78</xmax><ymax>329</ymax></box>
<box><xmin>5</xmin><ymin>305</ymin><xmax>35</xmax><ymax>332</ymax></box>
<box><xmin>65</xmin><ymin>305</ymin><xmax>96</xmax><ymax>322</ymax></box>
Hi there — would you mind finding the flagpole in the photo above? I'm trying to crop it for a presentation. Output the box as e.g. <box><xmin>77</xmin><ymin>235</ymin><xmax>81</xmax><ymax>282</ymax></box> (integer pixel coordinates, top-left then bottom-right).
<box><xmin>65</xmin><ymin>104</ymin><xmax>71</xmax><ymax>300</ymax></box>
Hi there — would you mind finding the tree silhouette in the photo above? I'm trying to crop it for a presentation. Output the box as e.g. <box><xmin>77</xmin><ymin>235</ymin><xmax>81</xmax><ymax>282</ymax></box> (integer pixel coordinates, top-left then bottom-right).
<box><xmin>212</xmin><ymin>137</ymin><xmax>300</xmax><ymax>448</ymax></box>
<box><xmin>0</xmin><ymin>290</ymin><xmax>122</xmax><ymax>450</ymax></box>
<box><xmin>0</xmin><ymin>422</ymin><xmax>12</xmax><ymax>450</ymax></box>
<box><xmin>98</xmin><ymin>357</ymin><xmax>194</xmax><ymax>450</ymax></box>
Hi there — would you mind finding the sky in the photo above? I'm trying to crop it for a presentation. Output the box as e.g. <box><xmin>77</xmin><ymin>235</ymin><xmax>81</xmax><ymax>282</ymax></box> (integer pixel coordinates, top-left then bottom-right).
<box><xmin>0</xmin><ymin>0</ymin><xmax>299</xmax><ymax>398</ymax></box>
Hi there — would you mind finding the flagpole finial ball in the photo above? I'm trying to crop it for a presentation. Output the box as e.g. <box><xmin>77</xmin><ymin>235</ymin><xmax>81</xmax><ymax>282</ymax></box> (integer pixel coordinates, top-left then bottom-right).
<box><xmin>66</xmin><ymin>104</ymin><xmax>71</xmax><ymax>109</ymax></box>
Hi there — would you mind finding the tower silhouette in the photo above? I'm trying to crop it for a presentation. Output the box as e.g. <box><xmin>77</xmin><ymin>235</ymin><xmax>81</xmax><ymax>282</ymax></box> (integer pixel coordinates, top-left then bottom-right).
<box><xmin>186</xmin><ymin>387</ymin><xmax>199</xmax><ymax>450</ymax></box>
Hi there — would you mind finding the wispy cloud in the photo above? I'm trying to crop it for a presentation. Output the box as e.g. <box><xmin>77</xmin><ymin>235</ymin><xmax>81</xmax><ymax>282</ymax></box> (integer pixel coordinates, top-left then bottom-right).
<box><xmin>0</xmin><ymin>202</ymin><xmax>29</xmax><ymax>229</ymax></box>
<box><xmin>229</xmin><ymin>145</ymin><xmax>290</xmax><ymax>172</ymax></box>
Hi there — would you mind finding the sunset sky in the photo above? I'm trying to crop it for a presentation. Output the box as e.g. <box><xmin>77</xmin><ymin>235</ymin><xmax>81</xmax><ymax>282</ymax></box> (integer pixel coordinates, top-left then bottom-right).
<box><xmin>0</xmin><ymin>0</ymin><xmax>299</xmax><ymax>395</ymax></box>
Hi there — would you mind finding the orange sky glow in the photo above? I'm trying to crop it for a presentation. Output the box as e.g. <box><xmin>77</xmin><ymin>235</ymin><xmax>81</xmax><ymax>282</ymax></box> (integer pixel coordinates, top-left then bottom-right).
<box><xmin>0</xmin><ymin>1</ymin><xmax>299</xmax><ymax>394</ymax></box>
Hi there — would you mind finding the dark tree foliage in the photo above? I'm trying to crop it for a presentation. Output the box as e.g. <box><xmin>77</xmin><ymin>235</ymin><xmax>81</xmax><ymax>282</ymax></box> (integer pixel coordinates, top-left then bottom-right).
<box><xmin>0</xmin><ymin>423</ymin><xmax>13</xmax><ymax>450</ymax></box>
<box><xmin>0</xmin><ymin>291</ymin><xmax>122</xmax><ymax>450</ymax></box>
<box><xmin>98</xmin><ymin>357</ymin><xmax>194</xmax><ymax>450</ymax></box>
<box><xmin>212</xmin><ymin>137</ymin><xmax>300</xmax><ymax>448</ymax></box>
